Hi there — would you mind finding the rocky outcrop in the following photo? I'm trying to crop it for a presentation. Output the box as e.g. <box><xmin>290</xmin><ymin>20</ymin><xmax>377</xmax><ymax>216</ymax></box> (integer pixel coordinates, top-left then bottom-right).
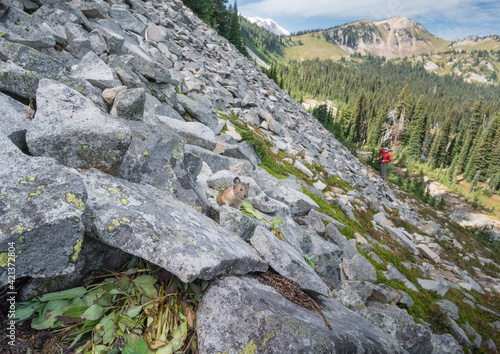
<box><xmin>197</xmin><ymin>276</ymin><xmax>407</xmax><ymax>353</ymax></box>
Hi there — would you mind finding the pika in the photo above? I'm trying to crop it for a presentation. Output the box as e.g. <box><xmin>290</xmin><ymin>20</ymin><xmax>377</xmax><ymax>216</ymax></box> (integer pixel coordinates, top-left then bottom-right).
<box><xmin>216</xmin><ymin>177</ymin><xmax>249</xmax><ymax>209</ymax></box>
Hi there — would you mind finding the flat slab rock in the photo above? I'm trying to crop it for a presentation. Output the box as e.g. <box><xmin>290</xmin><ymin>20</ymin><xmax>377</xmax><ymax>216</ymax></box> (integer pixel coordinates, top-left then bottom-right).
<box><xmin>26</xmin><ymin>79</ymin><xmax>132</xmax><ymax>174</ymax></box>
<box><xmin>80</xmin><ymin>169</ymin><xmax>267</xmax><ymax>282</ymax></box>
<box><xmin>197</xmin><ymin>276</ymin><xmax>407</xmax><ymax>354</ymax></box>
<box><xmin>250</xmin><ymin>225</ymin><xmax>330</xmax><ymax>296</ymax></box>
<box><xmin>0</xmin><ymin>135</ymin><xmax>86</xmax><ymax>286</ymax></box>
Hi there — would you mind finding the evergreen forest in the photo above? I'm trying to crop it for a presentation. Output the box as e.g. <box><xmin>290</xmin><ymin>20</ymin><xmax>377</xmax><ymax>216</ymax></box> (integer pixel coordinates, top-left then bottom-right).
<box><xmin>264</xmin><ymin>57</ymin><xmax>500</xmax><ymax>191</ymax></box>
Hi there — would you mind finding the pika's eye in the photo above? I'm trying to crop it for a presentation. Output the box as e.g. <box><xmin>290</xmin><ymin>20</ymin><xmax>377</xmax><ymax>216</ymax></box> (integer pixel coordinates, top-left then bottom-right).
<box><xmin>240</xmin><ymin>188</ymin><xmax>243</xmax><ymax>191</ymax></box>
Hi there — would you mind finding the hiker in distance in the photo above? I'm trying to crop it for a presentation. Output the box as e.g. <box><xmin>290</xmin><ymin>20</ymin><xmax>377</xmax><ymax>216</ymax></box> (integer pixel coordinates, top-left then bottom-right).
<box><xmin>379</xmin><ymin>147</ymin><xmax>392</xmax><ymax>181</ymax></box>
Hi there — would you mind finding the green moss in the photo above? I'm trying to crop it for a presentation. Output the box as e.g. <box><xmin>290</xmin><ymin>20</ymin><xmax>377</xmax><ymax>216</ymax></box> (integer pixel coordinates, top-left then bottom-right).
<box><xmin>0</xmin><ymin>253</ymin><xmax>10</xmax><ymax>267</ymax></box>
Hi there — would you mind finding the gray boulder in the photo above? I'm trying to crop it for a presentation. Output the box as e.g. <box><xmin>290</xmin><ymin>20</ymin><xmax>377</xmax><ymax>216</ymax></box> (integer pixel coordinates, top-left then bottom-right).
<box><xmin>177</xmin><ymin>94</ymin><xmax>218</xmax><ymax>131</ymax></box>
<box><xmin>0</xmin><ymin>37</ymin><xmax>65</xmax><ymax>79</ymax></box>
<box><xmin>341</xmin><ymin>254</ymin><xmax>377</xmax><ymax>283</ymax></box>
<box><xmin>110</xmin><ymin>88</ymin><xmax>147</xmax><ymax>120</ymax></box>
<box><xmin>274</xmin><ymin>186</ymin><xmax>319</xmax><ymax>216</ymax></box>
<box><xmin>447</xmin><ymin>318</ymin><xmax>472</xmax><ymax>347</ymax></box>
<box><xmin>367</xmin><ymin>305</ymin><xmax>433</xmax><ymax>354</ymax></box>
<box><xmin>197</xmin><ymin>276</ymin><xmax>406</xmax><ymax>353</ymax></box>
<box><xmin>109</xmin><ymin>4</ymin><xmax>147</xmax><ymax>35</ymax></box>
<box><xmin>301</xmin><ymin>232</ymin><xmax>343</xmax><ymax>288</ymax></box>
<box><xmin>158</xmin><ymin>116</ymin><xmax>216</xmax><ymax>150</ymax></box>
<box><xmin>331</xmin><ymin>281</ymin><xmax>373</xmax><ymax>311</ymax></box>
<box><xmin>0</xmin><ymin>135</ymin><xmax>86</xmax><ymax>287</ymax></box>
<box><xmin>117</xmin><ymin>121</ymin><xmax>207</xmax><ymax>211</ymax></box>
<box><xmin>72</xmin><ymin>51</ymin><xmax>121</xmax><ymax>90</ymax></box>
<box><xmin>326</xmin><ymin>223</ymin><xmax>359</xmax><ymax>259</ymax></box>
<box><xmin>81</xmin><ymin>169</ymin><xmax>267</xmax><ymax>282</ymax></box>
<box><xmin>250</xmin><ymin>225</ymin><xmax>329</xmax><ymax>296</ymax></box>
<box><xmin>386</xmin><ymin>226</ymin><xmax>419</xmax><ymax>255</ymax></box>
<box><xmin>0</xmin><ymin>7</ymin><xmax>55</xmax><ymax>49</ymax></box>
<box><xmin>0</xmin><ymin>92</ymin><xmax>30</xmax><ymax>150</ymax></box>
<box><xmin>26</xmin><ymin>79</ymin><xmax>132</xmax><ymax>174</ymax></box>
<box><xmin>219</xmin><ymin>205</ymin><xmax>258</xmax><ymax>241</ymax></box>
<box><xmin>219</xmin><ymin>140</ymin><xmax>261</xmax><ymax>168</ymax></box>
<box><xmin>417</xmin><ymin>279</ymin><xmax>449</xmax><ymax>296</ymax></box>
<box><xmin>18</xmin><ymin>236</ymin><xmax>130</xmax><ymax>301</ymax></box>
<box><xmin>430</xmin><ymin>334</ymin><xmax>464</xmax><ymax>354</ymax></box>
<box><xmin>0</xmin><ymin>0</ymin><xmax>10</xmax><ymax>17</ymax></box>
<box><xmin>0</xmin><ymin>60</ymin><xmax>39</xmax><ymax>98</ymax></box>
<box><xmin>436</xmin><ymin>299</ymin><xmax>459</xmax><ymax>320</ymax></box>
<box><xmin>185</xmin><ymin>144</ymin><xmax>254</xmax><ymax>175</ymax></box>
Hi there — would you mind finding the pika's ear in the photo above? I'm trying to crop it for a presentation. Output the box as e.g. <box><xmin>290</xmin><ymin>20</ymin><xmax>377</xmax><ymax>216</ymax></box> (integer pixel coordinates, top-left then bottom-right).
<box><xmin>233</xmin><ymin>177</ymin><xmax>241</xmax><ymax>184</ymax></box>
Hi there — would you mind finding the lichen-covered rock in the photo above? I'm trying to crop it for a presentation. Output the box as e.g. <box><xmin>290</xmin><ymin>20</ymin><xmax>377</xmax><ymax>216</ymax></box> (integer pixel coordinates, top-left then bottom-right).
<box><xmin>26</xmin><ymin>79</ymin><xmax>132</xmax><ymax>174</ymax></box>
<box><xmin>18</xmin><ymin>236</ymin><xmax>130</xmax><ymax>301</ymax></box>
<box><xmin>0</xmin><ymin>135</ymin><xmax>86</xmax><ymax>287</ymax></box>
<box><xmin>0</xmin><ymin>37</ymin><xmax>65</xmax><ymax>79</ymax></box>
<box><xmin>0</xmin><ymin>7</ymin><xmax>55</xmax><ymax>49</ymax></box>
<box><xmin>80</xmin><ymin>168</ymin><xmax>267</xmax><ymax>282</ymax></box>
<box><xmin>0</xmin><ymin>92</ymin><xmax>30</xmax><ymax>150</ymax></box>
<box><xmin>0</xmin><ymin>60</ymin><xmax>39</xmax><ymax>98</ymax></box>
<box><xmin>197</xmin><ymin>276</ymin><xmax>407</xmax><ymax>353</ymax></box>
<box><xmin>326</xmin><ymin>223</ymin><xmax>359</xmax><ymax>259</ymax></box>
<box><xmin>250</xmin><ymin>225</ymin><xmax>329</xmax><ymax>296</ymax></box>
<box><xmin>117</xmin><ymin>121</ymin><xmax>207</xmax><ymax>211</ymax></box>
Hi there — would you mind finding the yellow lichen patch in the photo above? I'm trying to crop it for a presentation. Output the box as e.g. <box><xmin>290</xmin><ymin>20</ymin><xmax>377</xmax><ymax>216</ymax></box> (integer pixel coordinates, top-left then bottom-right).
<box><xmin>0</xmin><ymin>252</ymin><xmax>19</xmax><ymax>268</ymax></box>
<box><xmin>71</xmin><ymin>239</ymin><xmax>84</xmax><ymax>262</ymax></box>
<box><xmin>37</xmin><ymin>185</ymin><xmax>45</xmax><ymax>189</ymax></box>
<box><xmin>19</xmin><ymin>236</ymin><xmax>25</xmax><ymax>244</ymax></box>
<box><xmin>102</xmin><ymin>186</ymin><xmax>120</xmax><ymax>194</ymax></box>
<box><xmin>117</xmin><ymin>198</ymin><xmax>129</xmax><ymax>205</ymax></box>
<box><xmin>142</xmin><ymin>149</ymin><xmax>149</xmax><ymax>157</ymax></box>
<box><xmin>121</xmin><ymin>217</ymin><xmax>131</xmax><ymax>223</ymax></box>
<box><xmin>27</xmin><ymin>176</ymin><xmax>36</xmax><ymax>182</ymax></box>
<box><xmin>261</xmin><ymin>331</ymin><xmax>276</xmax><ymax>347</ymax></box>
<box><xmin>179</xmin><ymin>260</ymin><xmax>184</xmax><ymax>265</ymax></box>
<box><xmin>82</xmin><ymin>145</ymin><xmax>88</xmax><ymax>150</ymax></box>
<box><xmin>65</xmin><ymin>193</ymin><xmax>85</xmax><ymax>211</ymax></box>
<box><xmin>10</xmin><ymin>223</ymin><xmax>27</xmax><ymax>235</ymax></box>
<box><xmin>172</xmin><ymin>143</ymin><xmax>184</xmax><ymax>160</ymax></box>
<box><xmin>0</xmin><ymin>194</ymin><xmax>5</xmax><ymax>199</ymax></box>
<box><xmin>193</xmin><ymin>206</ymin><xmax>202</xmax><ymax>213</ymax></box>
<box><xmin>241</xmin><ymin>340</ymin><xmax>258</xmax><ymax>354</ymax></box>
<box><xmin>112</xmin><ymin>219</ymin><xmax>120</xmax><ymax>227</ymax></box>
<box><xmin>29</xmin><ymin>190</ymin><xmax>43</xmax><ymax>197</ymax></box>
<box><xmin>108</xmin><ymin>226</ymin><xmax>116</xmax><ymax>232</ymax></box>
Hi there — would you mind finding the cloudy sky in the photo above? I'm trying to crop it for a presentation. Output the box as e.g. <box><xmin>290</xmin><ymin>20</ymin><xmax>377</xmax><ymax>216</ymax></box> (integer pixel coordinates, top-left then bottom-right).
<box><xmin>237</xmin><ymin>0</ymin><xmax>500</xmax><ymax>40</ymax></box>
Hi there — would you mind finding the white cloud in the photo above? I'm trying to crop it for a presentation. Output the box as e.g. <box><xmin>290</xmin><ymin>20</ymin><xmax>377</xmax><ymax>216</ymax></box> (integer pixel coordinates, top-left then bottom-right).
<box><xmin>239</xmin><ymin>0</ymin><xmax>500</xmax><ymax>28</ymax></box>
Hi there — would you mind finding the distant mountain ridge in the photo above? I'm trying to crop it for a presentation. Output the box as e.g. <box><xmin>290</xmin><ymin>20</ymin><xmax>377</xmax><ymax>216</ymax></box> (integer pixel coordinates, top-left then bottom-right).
<box><xmin>322</xmin><ymin>15</ymin><xmax>448</xmax><ymax>59</ymax></box>
<box><xmin>244</xmin><ymin>16</ymin><xmax>290</xmax><ymax>36</ymax></box>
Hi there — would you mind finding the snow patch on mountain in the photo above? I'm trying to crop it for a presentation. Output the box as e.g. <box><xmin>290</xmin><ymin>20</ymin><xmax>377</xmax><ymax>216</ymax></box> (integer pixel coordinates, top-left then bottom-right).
<box><xmin>244</xmin><ymin>16</ymin><xmax>290</xmax><ymax>36</ymax></box>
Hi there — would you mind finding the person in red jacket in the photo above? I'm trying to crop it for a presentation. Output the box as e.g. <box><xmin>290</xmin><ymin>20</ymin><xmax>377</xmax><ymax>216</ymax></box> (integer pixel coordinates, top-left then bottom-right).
<box><xmin>379</xmin><ymin>147</ymin><xmax>391</xmax><ymax>180</ymax></box>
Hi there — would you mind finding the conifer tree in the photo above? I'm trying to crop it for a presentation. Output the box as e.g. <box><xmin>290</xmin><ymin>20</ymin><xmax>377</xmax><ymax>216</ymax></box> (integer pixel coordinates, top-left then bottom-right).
<box><xmin>227</xmin><ymin>2</ymin><xmax>247</xmax><ymax>55</ymax></box>
<box><xmin>456</xmin><ymin>100</ymin><xmax>485</xmax><ymax>173</ymax></box>
<box><xmin>407</xmin><ymin>95</ymin><xmax>427</xmax><ymax>159</ymax></box>
<box><xmin>348</xmin><ymin>93</ymin><xmax>366</xmax><ymax>144</ymax></box>
<box><xmin>428</xmin><ymin>115</ymin><xmax>453</xmax><ymax>168</ymax></box>
<box><xmin>211</xmin><ymin>0</ymin><xmax>229</xmax><ymax>36</ymax></box>
<box><xmin>464</xmin><ymin>115</ymin><xmax>498</xmax><ymax>181</ymax></box>
<box><xmin>393</xmin><ymin>85</ymin><xmax>414</xmax><ymax>144</ymax></box>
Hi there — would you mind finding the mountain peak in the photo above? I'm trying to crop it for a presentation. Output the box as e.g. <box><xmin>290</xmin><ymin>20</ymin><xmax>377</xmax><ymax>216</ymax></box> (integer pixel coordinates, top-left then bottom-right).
<box><xmin>375</xmin><ymin>15</ymin><xmax>422</xmax><ymax>30</ymax></box>
<box><xmin>244</xmin><ymin>16</ymin><xmax>290</xmax><ymax>36</ymax></box>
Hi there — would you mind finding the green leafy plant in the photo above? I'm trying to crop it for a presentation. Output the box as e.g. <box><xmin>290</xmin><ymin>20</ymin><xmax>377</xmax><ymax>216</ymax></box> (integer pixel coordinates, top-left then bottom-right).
<box><xmin>15</xmin><ymin>259</ymin><xmax>203</xmax><ymax>353</ymax></box>
<box><xmin>240</xmin><ymin>200</ymin><xmax>284</xmax><ymax>240</ymax></box>
<box><xmin>302</xmin><ymin>254</ymin><xmax>319</xmax><ymax>269</ymax></box>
